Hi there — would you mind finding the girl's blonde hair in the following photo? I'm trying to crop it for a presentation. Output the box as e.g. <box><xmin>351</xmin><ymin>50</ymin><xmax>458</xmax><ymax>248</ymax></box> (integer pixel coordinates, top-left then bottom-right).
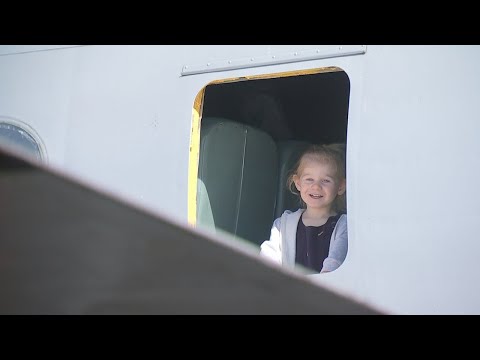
<box><xmin>287</xmin><ymin>143</ymin><xmax>346</xmax><ymax>214</ymax></box>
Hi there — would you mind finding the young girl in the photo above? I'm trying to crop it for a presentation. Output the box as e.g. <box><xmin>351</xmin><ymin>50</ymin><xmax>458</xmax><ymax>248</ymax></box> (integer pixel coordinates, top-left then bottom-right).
<box><xmin>260</xmin><ymin>143</ymin><xmax>347</xmax><ymax>273</ymax></box>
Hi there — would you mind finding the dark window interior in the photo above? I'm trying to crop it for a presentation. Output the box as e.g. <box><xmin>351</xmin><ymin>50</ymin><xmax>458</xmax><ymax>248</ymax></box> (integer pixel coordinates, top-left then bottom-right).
<box><xmin>202</xmin><ymin>70</ymin><xmax>350</xmax><ymax>144</ymax></box>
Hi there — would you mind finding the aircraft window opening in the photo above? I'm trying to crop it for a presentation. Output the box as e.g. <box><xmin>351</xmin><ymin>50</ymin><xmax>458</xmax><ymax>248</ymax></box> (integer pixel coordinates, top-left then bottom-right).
<box><xmin>192</xmin><ymin>67</ymin><xmax>350</xmax><ymax>272</ymax></box>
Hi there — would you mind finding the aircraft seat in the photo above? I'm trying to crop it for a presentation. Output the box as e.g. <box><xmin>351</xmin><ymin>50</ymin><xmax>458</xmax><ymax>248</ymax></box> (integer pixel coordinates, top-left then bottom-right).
<box><xmin>197</xmin><ymin>117</ymin><xmax>278</xmax><ymax>246</ymax></box>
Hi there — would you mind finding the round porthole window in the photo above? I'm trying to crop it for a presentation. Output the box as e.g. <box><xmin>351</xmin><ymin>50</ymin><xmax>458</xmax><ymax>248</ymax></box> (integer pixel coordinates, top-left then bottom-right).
<box><xmin>0</xmin><ymin>118</ymin><xmax>47</xmax><ymax>162</ymax></box>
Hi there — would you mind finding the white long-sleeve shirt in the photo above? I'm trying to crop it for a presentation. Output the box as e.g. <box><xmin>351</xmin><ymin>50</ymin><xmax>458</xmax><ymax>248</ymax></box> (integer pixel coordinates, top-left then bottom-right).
<box><xmin>260</xmin><ymin>209</ymin><xmax>348</xmax><ymax>273</ymax></box>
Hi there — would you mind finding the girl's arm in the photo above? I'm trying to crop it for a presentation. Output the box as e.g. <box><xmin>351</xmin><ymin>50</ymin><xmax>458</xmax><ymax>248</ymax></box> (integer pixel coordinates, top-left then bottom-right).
<box><xmin>259</xmin><ymin>217</ymin><xmax>282</xmax><ymax>264</ymax></box>
<box><xmin>321</xmin><ymin>215</ymin><xmax>348</xmax><ymax>273</ymax></box>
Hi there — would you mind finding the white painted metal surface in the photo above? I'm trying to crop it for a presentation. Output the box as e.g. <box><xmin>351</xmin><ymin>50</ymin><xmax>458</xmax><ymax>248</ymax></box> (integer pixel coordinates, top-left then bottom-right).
<box><xmin>0</xmin><ymin>45</ymin><xmax>83</xmax><ymax>56</ymax></box>
<box><xmin>1</xmin><ymin>45</ymin><xmax>480</xmax><ymax>314</ymax></box>
<box><xmin>181</xmin><ymin>45</ymin><xmax>366</xmax><ymax>75</ymax></box>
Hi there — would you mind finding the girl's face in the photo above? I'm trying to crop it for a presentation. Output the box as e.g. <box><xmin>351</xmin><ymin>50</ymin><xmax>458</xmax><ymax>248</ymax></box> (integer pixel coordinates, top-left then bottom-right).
<box><xmin>294</xmin><ymin>157</ymin><xmax>345</xmax><ymax>212</ymax></box>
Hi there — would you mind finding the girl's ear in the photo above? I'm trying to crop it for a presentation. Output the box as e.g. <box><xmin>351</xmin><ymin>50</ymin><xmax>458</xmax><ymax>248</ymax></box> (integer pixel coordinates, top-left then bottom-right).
<box><xmin>337</xmin><ymin>178</ymin><xmax>346</xmax><ymax>195</ymax></box>
<box><xmin>293</xmin><ymin>175</ymin><xmax>301</xmax><ymax>192</ymax></box>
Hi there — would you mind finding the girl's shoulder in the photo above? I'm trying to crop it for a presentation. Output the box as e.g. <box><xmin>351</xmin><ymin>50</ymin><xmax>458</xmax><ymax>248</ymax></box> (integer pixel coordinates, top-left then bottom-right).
<box><xmin>275</xmin><ymin>208</ymin><xmax>305</xmax><ymax>221</ymax></box>
<box><xmin>336</xmin><ymin>213</ymin><xmax>348</xmax><ymax>227</ymax></box>
<box><xmin>272</xmin><ymin>208</ymin><xmax>304</xmax><ymax>226</ymax></box>
<box><xmin>275</xmin><ymin>208</ymin><xmax>305</xmax><ymax>223</ymax></box>
<box><xmin>338</xmin><ymin>213</ymin><xmax>347</xmax><ymax>220</ymax></box>
<box><xmin>280</xmin><ymin>208</ymin><xmax>304</xmax><ymax>219</ymax></box>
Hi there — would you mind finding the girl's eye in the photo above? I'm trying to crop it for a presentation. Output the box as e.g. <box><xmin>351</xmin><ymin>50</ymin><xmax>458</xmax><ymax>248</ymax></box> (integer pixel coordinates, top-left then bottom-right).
<box><xmin>322</xmin><ymin>179</ymin><xmax>331</xmax><ymax>184</ymax></box>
